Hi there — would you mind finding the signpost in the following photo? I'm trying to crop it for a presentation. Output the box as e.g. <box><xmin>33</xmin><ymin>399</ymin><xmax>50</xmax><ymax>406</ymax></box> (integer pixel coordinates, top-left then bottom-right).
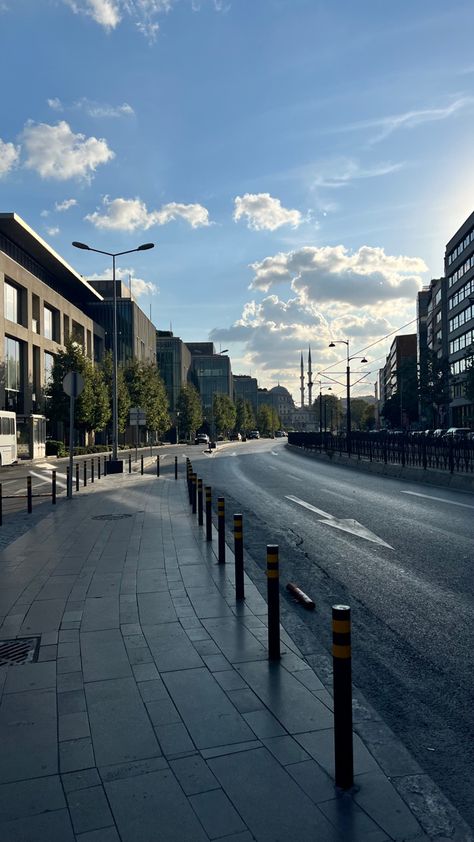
<box><xmin>129</xmin><ymin>407</ymin><xmax>146</xmax><ymax>460</ymax></box>
<box><xmin>63</xmin><ymin>371</ymin><xmax>84</xmax><ymax>498</ymax></box>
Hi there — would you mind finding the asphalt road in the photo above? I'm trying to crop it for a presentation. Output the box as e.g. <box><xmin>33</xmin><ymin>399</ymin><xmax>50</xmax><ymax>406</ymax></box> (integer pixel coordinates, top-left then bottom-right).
<box><xmin>189</xmin><ymin>437</ymin><xmax>474</xmax><ymax>832</ymax></box>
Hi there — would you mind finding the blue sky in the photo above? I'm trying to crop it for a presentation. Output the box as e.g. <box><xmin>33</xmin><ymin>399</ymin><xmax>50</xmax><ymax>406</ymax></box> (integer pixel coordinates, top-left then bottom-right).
<box><xmin>2</xmin><ymin>0</ymin><xmax>474</xmax><ymax>400</ymax></box>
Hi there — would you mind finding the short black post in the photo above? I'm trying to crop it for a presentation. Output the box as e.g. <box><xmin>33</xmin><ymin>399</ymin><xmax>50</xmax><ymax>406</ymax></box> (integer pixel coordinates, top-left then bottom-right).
<box><xmin>52</xmin><ymin>470</ymin><xmax>57</xmax><ymax>505</ymax></box>
<box><xmin>187</xmin><ymin>466</ymin><xmax>193</xmax><ymax>504</ymax></box>
<box><xmin>197</xmin><ymin>478</ymin><xmax>203</xmax><ymax>525</ymax></box>
<box><xmin>27</xmin><ymin>475</ymin><xmax>32</xmax><ymax>514</ymax></box>
<box><xmin>83</xmin><ymin>460</ymin><xmax>87</xmax><ymax>487</ymax></box>
<box><xmin>91</xmin><ymin>459</ymin><xmax>94</xmax><ymax>483</ymax></box>
<box><xmin>234</xmin><ymin>514</ymin><xmax>245</xmax><ymax>600</ymax></box>
<box><xmin>156</xmin><ymin>455</ymin><xmax>160</xmax><ymax>477</ymax></box>
<box><xmin>205</xmin><ymin>486</ymin><xmax>212</xmax><ymax>541</ymax></box>
<box><xmin>192</xmin><ymin>473</ymin><xmax>197</xmax><ymax>514</ymax></box>
<box><xmin>266</xmin><ymin>545</ymin><xmax>280</xmax><ymax>660</ymax></box>
<box><xmin>76</xmin><ymin>463</ymin><xmax>80</xmax><ymax>491</ymax></box>
<box><xmin>98</xmin><ymin>457</ymin><xmax>101</xmax><ymax>480</ymax></box>
<box><xmin>218</xmin><ymin>497</ymin><xmax>225</xmax><ymax>564</ymax></box>
<box><xmin>140</xmin><ymin>454</ymin><xmax>144</xmax><ymax>475</ymax></box>
<box><xmin>129</xmin><ymin>453</ymin><xmax>132</xmax><ymax>474</ymax></box>
<box><xmin>0</xmin><ymin>483</ymin><xmax>3</xmax><ymax>526</ymax></box>
<box><xmin>104</xmin><ymin>454</ymin><xmax>107</xmax><ymax>473</ymax></box>
<box><xmin>332</xmin><ymin>604</ymin><xmax>354</xmax><ymax>790</ymax></box>
<box><xmin>66</xmin><ymin>465</ymin><xmax>70</xmax><ymax>496</ymax></box>
<box><xmin>174</xmin><ymin>455</ymin><xmax>178</xmax><ymax>480</ymax></box>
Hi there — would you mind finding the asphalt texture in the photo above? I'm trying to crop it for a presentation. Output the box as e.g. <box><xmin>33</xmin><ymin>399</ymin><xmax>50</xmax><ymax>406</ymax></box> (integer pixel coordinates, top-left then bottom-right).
<box><xmin>189</xmin><ymin>438</ymin><xmax>474</xmax><ymax>834</ymax></box>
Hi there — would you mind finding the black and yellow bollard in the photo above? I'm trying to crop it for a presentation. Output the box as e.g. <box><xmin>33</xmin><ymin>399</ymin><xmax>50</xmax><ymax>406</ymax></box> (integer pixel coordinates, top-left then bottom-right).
<box><xmin>266</xmin><ymin>545</ymin><xmax>280</xmax><ymax>660</ymax></box>
<box><xmin>175</xmin><ymin>455</ymin><xmax>178</xmax><ymax>480</ymax></box>
<box><xmin>192</xmin><ymin>473</ymin><xmax>197</xmax><ymax>514</ymax></box>
<box><xmin>98</xmin><ymin>457</ymin><xmax>101</xmax><ymax>480</ymax></box>
<box><xmin>187</xmin><ymin>465</ymin><xmax>193</xmax><ymax>504</ymax></box>
<box><xmin>234</xmin><ymin>514</ymin><xmax>245</xmax><ymax>601</ymax></box>
<box><xmin>205</xmin><ymin>486</ymin><xmax>212</xmax><ymax>541</ymax></box>
<box><xmin>27</xmin><ymin>475</ymin><xmax>32</xmax><ymax>514</ymax></box>
<box><xmin>83</xmin><ymin>460</ymin><xmax>87</xmax><ymax>487</ymax></box>
<box><xmin>156</xmin><ymin>455</ymin><xmax>160</xmax><ymax>477</ymax></box>
<box><xmin>197</xmin><ymin>478</ymin><xmax>203</xmax><ymax>525</ymax></box>
<box><xmin>52</xmin><ymin>470</ymin><xmax>57</xmax><ymax>505</ymax></box>
<box><xmin>91</xmin><ymin>458</ymin><xmax>94</xmax><ymax>483</ymax></box>
<box><xmin>332</xmin><ymin>604</ymin><xmax>354</xmax><ymax>790</ymax></box>
<box><xmin>76</xmin><ymin>463</ymin><xmax>80</xmax><ymax>491</ymax></box>
<box><xmin>141</xmin><ymin>454</ymin><xmax>144</xmax><ymax>475</ymax></box>
<box><xmin>128</xmin><ymin>453</ymin><xmax>132</xmax><ymax>473</ymax></box>
<box><xmin>218</xmin><ymin>497</ymin><xmax>225</xmax><ymax>564</ymax></box>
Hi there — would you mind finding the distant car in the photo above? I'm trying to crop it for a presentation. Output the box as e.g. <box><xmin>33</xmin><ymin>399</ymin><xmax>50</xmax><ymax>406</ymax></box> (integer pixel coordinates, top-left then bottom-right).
<box><xmin>443</xmin><ymin>427</ymin><xmax>472</xmax><ymax>440</ymax></box>
<box><xmin>195</xmin><ymin>433</ymin><xmax>210</xmax><ymax>445</ymax></box>
<box><xmin>248</xmin><ymin>430</ymin><xmax>260</xmax><ymax>439</ymax></box>
<box><xmin>432</xmin><ymin>428</ymin><xmax>448</xmax><ymax>438</ymax></box>
<box><xmin>229</xmin><ymin>432</ymin><xmax>242</xmax><ymax>441</ymax></box>
<box><xmin>274</xmin><ymin>430</ymin><xmax>286</xmax><ymax>437</ymax></box>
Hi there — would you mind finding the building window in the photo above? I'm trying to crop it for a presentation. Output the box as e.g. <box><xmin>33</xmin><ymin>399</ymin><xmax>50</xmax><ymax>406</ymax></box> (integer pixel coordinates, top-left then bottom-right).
<box><xmin>4</xmin><ymin>336</ymin><xmax>21</xmax><ymax>392</ymax></box>
<box><xmin>44</xmin><ymin>306</ymin><xmax>53</xmax><ymax>340</ymax></box>
<box><xmin>4</xmin><ymin>281</ymin><xmax>19</xmax><ymax>323</ymax></box>
<box><xmin>32</xmin><ymin>294</ymin><xmax>40</xmax><ymax>333</ymax></box>
<box><xmin>44</xmin><ymin>351</ymin><xmax>55</xmax><ymax>386</ymax></box>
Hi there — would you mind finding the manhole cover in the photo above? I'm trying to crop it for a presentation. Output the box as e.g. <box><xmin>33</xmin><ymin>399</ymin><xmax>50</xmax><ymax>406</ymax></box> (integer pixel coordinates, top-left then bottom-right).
<box><xmin>91</xmin><ymin>513</ymin><xmax>133</xmax><ymax>521</ymax></box>
<box><xmin>0</xmin><ymin>637</ymin><xmax>40</xmax><ymax>666</ymax></box>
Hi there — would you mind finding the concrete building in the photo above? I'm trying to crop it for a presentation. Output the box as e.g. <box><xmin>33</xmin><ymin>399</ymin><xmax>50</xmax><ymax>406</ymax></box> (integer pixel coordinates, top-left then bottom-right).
<box><xmin>190</xmin><ymin>347</ymin><xmax>232</xmax><ymax>411</ymax></box>
<box><xmin>156</xmin><ymin>331</ymin><xmax>191</xmax><ymax>413</ymax></box>
<box><xmin>87</xmin><ymin>280</ymin><xmax>156</xmax><ymax>367</ymax></box>
<box><xmin>0</xmin><ymin>213</ymin><xmax>105</xmax><ymax>453</ymax></box>
<box><xmin>380</xmin><ymin>334</ymin><xmax>417</xmax><ymax>428</ymax></box>
<box><xmin>445</xmin><ymin>211</ymin><xmax>474</xmax><ymax>426</ymax></box>
<box><xmin>233</xmin><ymin>374</ymin><xmax>258</xmax><ymax>414</ymax></box>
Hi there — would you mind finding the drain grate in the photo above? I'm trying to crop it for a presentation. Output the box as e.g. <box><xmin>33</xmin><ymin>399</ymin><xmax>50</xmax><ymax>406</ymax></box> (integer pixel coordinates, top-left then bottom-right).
<box><xmin>92</xmin><ymin>513</ymin><xmax>133</xmax><ymax>521</ymax></box>
<box><xmin>0</xmin><ymin>637</ymin><xmax>40</xmax><ymax>666</ymax></box>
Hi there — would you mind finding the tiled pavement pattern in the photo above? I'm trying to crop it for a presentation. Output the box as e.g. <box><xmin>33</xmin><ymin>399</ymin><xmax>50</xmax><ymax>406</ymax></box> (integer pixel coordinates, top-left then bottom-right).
<box><xmin>0</xmin><ymin>464</ymin><xmax>469</xmax><ymax>841</ymax></box>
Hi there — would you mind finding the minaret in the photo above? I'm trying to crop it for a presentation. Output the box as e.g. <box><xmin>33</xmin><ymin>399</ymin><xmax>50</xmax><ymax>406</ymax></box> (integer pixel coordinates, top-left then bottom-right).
<box><xmin>300</xmin><ymin>352</ymin><xmax>305</xmax><ymax>407</ymax></box>
<box><xmin>307</xmin><ymin>346</ymin><xmax>313</xmax><ymax>406</ymax></box>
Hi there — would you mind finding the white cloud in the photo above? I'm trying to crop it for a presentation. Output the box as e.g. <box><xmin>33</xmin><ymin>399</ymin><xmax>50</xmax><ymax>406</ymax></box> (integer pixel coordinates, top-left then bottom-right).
<box><xmin>344</xmin><ymin>97</ymin><xmax>474</xmax><ymax>144</ymax></box>
<box><xmin>22</xmin><ymin>120</ymin><xmax>114</xmax><ymax>181</ymax></box>
<box><xmin>233</xmin><ymin>193</ymin><xmax>303</xmax><ymax>231</ymax></box>
<box><xmin>312</xmin><ymin>157</ymin><xmax>403</xmax><ymax>189</ymax></box>
<box><xmin>55</xmin><ymin>198</ymin><xmax>77</xmax><ymax>212</ymax></box>
<box><xmin>63</xmin><ymin>0</ymin><xmax>174</xmax><ymax>39</ymax></box>
<box><xmin>46</xmin><ymin>226</ymin><xmax>60</xmax><ymax>236</ymax></box>
<box><xmin>75</xmin><ymin>97</ymin><xmax>135</xmax><ymax>117</ymax></box>
<box><xmin>64</xmin><ymin>0</ymin><xmax>122</xmax><ymax>29</ymax></box>
<box><xmin>0</xmin><ymin>138</ymin><xmax>20</xmax><ymax>178</ymax></box>
<box><xmin>47</xmin><ymin>97</ymin><xmax>63</xmax><ymax>110</ymax></box>
<box><xmin>85</xmin><ymin>196</ymin><xmax>210</xmax><ymax>230</ymax></box>
<box><xmin>86</xmin><ymin>266</ymin><xmax>158</xmax><ymax>297</ymax></box>
<box><xmin>250</xmin><ymin>245</ymin><xmax>426</xmax><ymax>305</ymax></box>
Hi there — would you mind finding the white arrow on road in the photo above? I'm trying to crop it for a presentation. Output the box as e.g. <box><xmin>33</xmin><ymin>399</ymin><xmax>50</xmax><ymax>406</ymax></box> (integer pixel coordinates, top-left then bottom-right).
<box><xmin>285</xmin><ymin>495</ymin><xmax>393</xmax><ymax>549</ymax></box>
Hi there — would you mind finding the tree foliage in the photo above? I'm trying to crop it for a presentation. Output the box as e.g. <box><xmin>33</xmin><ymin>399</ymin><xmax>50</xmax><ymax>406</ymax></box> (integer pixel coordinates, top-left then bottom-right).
<box><xmin>213</xmin><ymin>394</ymin><xmax>236</xmax><ymax>436</ymax></box>
<box><xmin>419</xmin><ymin>350</ymin><xmax>450</xmax><ymax>426</ymax></box>
<box><xmin>235</xmin><ymin>398</ymin><xmax>255</xmax><ymax>433</ymax></box>
<box><xmin>257</xmin><ymin>404</ymin><xmax>280</xmax><ymax>436</ymax></box>
<box><xmin>176</xmin><ymin>384</ymin><xmax>203</xmax><ymax>438</ymax></box>
<box><xmin>46</xmin><ymin>339</ymin><xmax>110</xmax><ymax>438</ymax></box>
<box><xmin>101</xmin><ymin>351</ymin><xmax>130</xmax><ymax>434</ymax></box>
<box><xmin>123</xmin><ymin>361</ymin><xmax>170</xmax><ymax>435</ymax></box>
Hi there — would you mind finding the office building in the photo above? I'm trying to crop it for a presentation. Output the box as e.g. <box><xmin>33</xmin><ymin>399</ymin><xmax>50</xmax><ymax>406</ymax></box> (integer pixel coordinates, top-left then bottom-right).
<box><xmin>87</xmin><ymin>280</ymin><xmax>156</xmax><ymax>366</ymax></box>
<box><xmin>233</xmin><ymin>374</ymin><xmax>258</xmax><ymax>414</ymax></box>
<box><xmin>156</xmin><ymin>331</ymin><xmax>191</xmax><ymax>413</ymax></box>
<box><xmin>445</xmin><ymin>211</ymin><xmax>474</xmax><ymax>425</ymax></box>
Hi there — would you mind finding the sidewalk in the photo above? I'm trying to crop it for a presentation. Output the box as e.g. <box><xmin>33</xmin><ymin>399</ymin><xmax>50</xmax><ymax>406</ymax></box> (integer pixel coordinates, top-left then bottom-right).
<box><xmin>0</xmin><ymin>464</ymin><xmax>470</xmax><ymax>841</ymax></box>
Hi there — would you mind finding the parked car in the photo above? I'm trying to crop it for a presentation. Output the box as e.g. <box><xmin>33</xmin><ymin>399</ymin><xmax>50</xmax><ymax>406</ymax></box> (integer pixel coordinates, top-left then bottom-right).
<box><xmin>274</xmin><ymin>430</ymin><xmax>286</xmax><ymax>437</ymax></box>
<box><xmin>195</xmin><ymin>433</ymin><xmax>210</xmax><ymax>445</ymax></box>
<box><xmin>248</xmin><ymin>430</ymin><xmax>260</xmax><ymax>439</ymax></box>
<box><xmin>432</xmin><ymin>429</ymin><xmax>448</xmax><ymax>438</ymax></box>
<box><xmin>229</xmin><ymin>432</ymin><xmax>242</xmax><ymax>441</ymax></box>
<box><xmin>443</xmin><ymin>427</ymin><xmax>472</xmax><ymax>440</ymax></box>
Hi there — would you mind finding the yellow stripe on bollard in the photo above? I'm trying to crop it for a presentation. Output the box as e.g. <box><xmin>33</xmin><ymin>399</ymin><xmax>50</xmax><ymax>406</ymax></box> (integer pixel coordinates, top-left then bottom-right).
<box><xmin>332</xmin><ymin>620</ymin><xmax>351</xmax><ymax>634</ymax></box>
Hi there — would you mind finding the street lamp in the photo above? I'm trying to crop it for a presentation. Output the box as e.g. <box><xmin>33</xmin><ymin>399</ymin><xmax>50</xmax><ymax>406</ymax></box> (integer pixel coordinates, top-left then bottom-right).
<box><xmin>328</xmin><ymin>340</ymin><xmax>367</xmax><ymax>454</ymax></box>
<box><xmin>72</xmin><ymin>240</ymin><xmax>154</xmax><ymax>471</ymax></box>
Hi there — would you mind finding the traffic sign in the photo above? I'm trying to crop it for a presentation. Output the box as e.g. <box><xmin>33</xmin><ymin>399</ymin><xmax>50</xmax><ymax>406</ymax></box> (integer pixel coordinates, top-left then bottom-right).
<box><xmin>63</xmin><ymin>371</ymin><xmax>84</xmax><ymax>398</ymax></box>
<box><xmin>130</xmin><ymin>406</ymin><xmax>146</xmax><ymax>426</ymax></box>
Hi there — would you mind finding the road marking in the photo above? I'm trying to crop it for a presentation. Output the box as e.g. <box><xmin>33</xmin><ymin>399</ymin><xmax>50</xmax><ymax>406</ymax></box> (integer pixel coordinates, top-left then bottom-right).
<box><xmin>267</xmin><ymin>465</ymin><xmax>277</xmax><ymax>471</ymax></box>
<box><xmin>401</xmin><ymin>490</ymin><xmax>474</xmax><ymax>510</ymax></box>
<box><xmin>287</xmin><ymin>474</ymin><xmax>303</xmax><ymax>482</ymax></box>
<box><xmin>285</xmin><ymin>494</ymin><xmax>393</xmax><ymax>549</ymax></box>
<box><xmin>271</xmin><ymin>450</ymin><xmax>279</xmax><ymax>455</ymax></box>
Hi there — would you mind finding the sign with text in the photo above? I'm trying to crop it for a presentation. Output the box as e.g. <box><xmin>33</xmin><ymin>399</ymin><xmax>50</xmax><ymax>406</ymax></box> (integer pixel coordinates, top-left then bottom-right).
<box><xmin>130</xmin><ymin>407</ymin><xmax>146</xmax><ymax>426</ymax></box>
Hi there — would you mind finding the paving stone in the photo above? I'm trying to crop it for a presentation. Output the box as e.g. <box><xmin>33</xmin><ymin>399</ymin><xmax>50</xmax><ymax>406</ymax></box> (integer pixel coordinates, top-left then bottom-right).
<box><xmin>67</xmin><ymin>784</ymin><xmax>114</xmax><ymax>834</ymax></box>
<box><xmin>143</xmin><ymin>622</ymin><xmax>204</xmax><ymax>672</ymax></box>
<box><xmin>38</xmin><ymin>644</ymin><xmax>57</xmax><ymax>661</ymax></box>
<box><xmin>76</xmin><ymin>827</ymin><xmax>121</xmax><ymax>842</ymax></box>
<box><xmin>120</xmin><ymin>623</ymin><xmax>142</xmax><ymax>636</ymax></box>
<box><xmin>57</xmin><ymin>689</ymin><xmax>87</xmax><ymax>715</ymax></box>
<box><xmin>105</xmin><ymin>767</ymin><xmax>209</xmax><ymax>842</ymax></box>
<box><xmin>294</xmin><ymin>668</ymin><xmax>326</xmax><ymax>693</ymax></box>
<box><xmin>353</xmin><ymin>771</ymin><xmax>423</xmax><ymax>840</ymax></box>
<box><xmin>295</xmin><ymin>729</ymin><xmax>380</xmax><ymax>778</ymax></box>
<box><xmin>4</xmin><ymin>661</ymin><xmax>56</xmax><ymax>694</ymax></box>
<box><xmin>132</xmin><ymin>662</ymin><xmax>160</xmax><ymax>682</ymax></box>
<box><xmin>59</xmin><ymin>737</ymin><xmax>95</xmax><ymax>773</ymax></box>
<box><xmin>0</xmin><ymin>774</ymin><xmax>66</xmax><ymax>821</ymax></box>
<box><xmin>85</xmin><ymin>677</ymin><xmax>160</xmax><ymax>767</ymax></box>
<box><xmin>170</xmin><ymin>755</ymin><xmax>219</xmax><ymax>795</ymax></box>
<box><xmin>209</xmin><ymin>747</ymin><xmax>339</xmax><ymax>842</ymax></box>
<box><xmin>154</xmin><ymin>721</ymin><xmax>196</xmax><ymax>757</ymax></box>
<box><xmin>99</xmin><ymin>756</ymin><xmax>168</xmax><ymax>783</ymax></box>
<box><xmin>286</xmin><ymin>759</ymin><xmax>336</xmax><ymax>804</ymax></box>
<box><xmin>189</xmin><ymin>788</ymin><xmax>247</xmax><ymax>839</ymax></box>
<box><xmin>146</xmin><ymin>697</ymin><xmax>181</xmax><ymax>727</ymax></box>
<box><xmin>202</xmin><ymin>653</ymin><xmax>231</xmax><ymax>672</ymax></box>
<box><xmin>57</xmin><ymin>655</ymin><xmax>82</xmax><ymax>674</ymax></box>
<box><xmin>57</xmin><ymin>671</ymin><xmax>84</xmax><ymax>692</ymax></box>
<box><xmin>62</xmin><ymin>768</ymin><xmax>102</xmax><ymax>792</ymax></box>
<box><xmin>263</xmin><ymin>735</ymin><xmax>311</xmax><ymax>765</ymax></box>
<box><xmin>137</xmin><ymin>677</ymin><xmax>168</xmax><ymax>702</ymax></box>
<box><xmin>201</xmin><ymin>740</ymin><xmax>262</xmax><ymax>759</ymax></box>
<box><xmin>227</xmin><ymin>688</ymin><xmax>264</xmax><ymax>714</ymax></box>
<box><xmin>81</xmin><ymin>629</ymin><xmax>132</xmax><ymax>682</ymax></box>
<box><xmin>214</xmin><ymin>670</ymin><xmax>248</xmax><ymax>692</ymax></box>
<box><xmin>59</xmin><ymin>630</ymin><xmax>80</xmax><ymax>642</ymax></box>
<box><xmin>57</xmin><ymin>640</ymin><xmax>80</xmax><ymax>659</ymax></box>
<box><xmin>59</xmin><ymin>711</ymin><xmax>91</xmax><ymax>741</ymax></box>
<box><xmin>319</xmin><ymin>795</ymin><xmax>390</xmax><ymax>840</ymax></box>
<box><xmin>0</xmin><ymin>808</ymin><xmax>75</xmax><ymax>841</ymax></box>
<box><xmin>20</xmin><ymin>598</ymin><xmax>67</xmax><ymax>635</ymax></box>
<box><xmin>0</xmin><ymin>688</ymin><xmax>57</xmax><ymax>783</ymax></box>
<box><xmin>82</xmin><ymin>597</ymin><xmax>120</xmax><ymax>631</ymax></box>
<box><xmin>213</xmin><ymin>833</ymin><xmax>254</xmax><ymax>842</ymax></box>
<box><xmin>127</xmin><ymin>646</ymin><xmax>154</xmax><ymax>665</ymax></box>
<box><xmin>138</xmin><ymin>591</ymin><xmax>178</xmax><ymax>625</ymax></box>
<box><xmin>243</xmin><ymin>709</ymin><xmax>287</xmax><ymax>739</ymax></box>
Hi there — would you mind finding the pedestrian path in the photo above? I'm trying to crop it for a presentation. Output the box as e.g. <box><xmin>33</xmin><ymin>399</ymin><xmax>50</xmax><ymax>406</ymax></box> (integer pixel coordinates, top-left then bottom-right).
<box><xmin>0</xmin><ymin>466</ymin><xmax>470</xmax><ymax>841</ymax></box>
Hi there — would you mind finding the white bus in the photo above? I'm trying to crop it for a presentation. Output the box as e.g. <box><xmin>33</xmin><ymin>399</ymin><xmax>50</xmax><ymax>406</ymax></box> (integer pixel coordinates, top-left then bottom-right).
<box><xmin>0</xmin><ymin>411</ymin><xmax>17</xmax><ymax>466</ymax></box>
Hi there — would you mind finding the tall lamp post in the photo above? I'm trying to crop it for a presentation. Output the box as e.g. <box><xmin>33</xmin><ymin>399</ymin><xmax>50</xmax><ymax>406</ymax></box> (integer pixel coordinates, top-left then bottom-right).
<box><xmin>72</xmin><ymin>240</ymin><xmax>154</xmax><ymax>471</ymax></box>
<box><xmin>328</xmin><ymin>340</ymin><xmax>367</xmax><ymax>455</ymax></box>
<box><xmin>317</xmin><ymin>380</ymin><xmax>332</xmax><ymax>433</ymax></box>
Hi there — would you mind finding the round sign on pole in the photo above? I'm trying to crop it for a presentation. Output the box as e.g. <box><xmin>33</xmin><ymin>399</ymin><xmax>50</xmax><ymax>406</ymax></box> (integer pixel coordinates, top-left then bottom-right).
<box><xmin>63</xmin><ymin>371</ymin><xmax>85</xmax><ymax>398</ymax></box>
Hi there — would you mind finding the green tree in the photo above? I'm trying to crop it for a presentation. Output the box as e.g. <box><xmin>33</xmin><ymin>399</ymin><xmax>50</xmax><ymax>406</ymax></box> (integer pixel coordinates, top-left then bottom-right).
<box><xmin>176</xmin><ymin>384</ymin><xmax>203</xmax><ymax>439</ymax></box>
<box><xmin>323</xmin><ymin>394</ymin><xmax>343</xmax><ymax>431</ymax></box>
<box><xmin>235</xmin><ymin>398</ymin><xmax>255</xmax><ymax>434</ymax></box>
<box><xmin>46</xmin><ymin>339</ymin><xmax>110</xmax><ymax>440</ymax></box>
<box><xmin>419</xmin><ymin>350</ymin><xmax>450</xmax><ymax>427</ymax></box>
<box><xmin>124</xmin><ymin>361</ymin><xmax>170</xmax><ymax>437</ymax></box>
<box><xmin>213</xmin><ymin>394</ymin><xmax>236</xmax><ymax>436</ymax></box>
<box><xmin>361</xmin><ymin>403</ymin><xmax>375</xmax><ymax>430</ymax></box>
<box><xmin>257</xmin><ymin>404</ymin><xmax>280</xmax><ymax>436</ymax></box>
<box><xmin>348</xmin><ymin>398</ymin><xmax>372</xmax><ymax>430</ymax></box>
<box><xmin>101</xmin><ymin>351</ymin><xmax>131</xmax><ymax>435</ymax></box>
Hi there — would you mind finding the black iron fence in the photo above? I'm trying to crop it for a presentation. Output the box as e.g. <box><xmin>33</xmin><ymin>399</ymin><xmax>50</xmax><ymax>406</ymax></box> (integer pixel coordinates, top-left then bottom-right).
<box><xmin>287</xmin><ymin>431</ymin><xmax>474</xmax><ymax>474</ymax></box>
